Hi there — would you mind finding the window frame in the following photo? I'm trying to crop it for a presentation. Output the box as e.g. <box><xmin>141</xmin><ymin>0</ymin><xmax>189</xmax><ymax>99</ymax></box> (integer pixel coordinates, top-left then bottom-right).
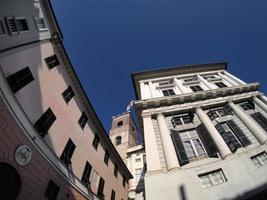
<box><xmin>162</xmin><ymin>89</ymin><xmax>175</xmax><ymax>96</ymax></box>
<box><xmin>214</xmin><ymin>82</ymin><xmax>227</xmax><ymax>88</ymax></box>
<box><xmin>33</xmin><ymin>17</ymin><xmax>48</xmax><ymax>31</ymax></box>
<box><xmin>6</xmin><ymin>16</ymin><xmax>30</xmax><ymax>34</ymax></box>
<box><xmin>251</xmin><ymin>151</ymin><xmax>267</xmax><ymax>167</ymax></box>
<box><xmin>0</xmin><ymin>18</ymin><xmax>7</xmax><ymax>37</ymax></box>
<box><xmin>199</xmin><ymin>169</ymin><xmax>227</xmax><ymax>188</ymax></box>
<box><xmin>44</xmin><ymin>54</ymin><xmax>60</xmax><ymax>70</ymax></box>
<box><xmin>78</xmin><ymin>112</ymin><xmax>88</xmax><ymax>130</ymax></box>
<box><xmin>44</xmin><ymin>180</ymin><xmax>60</xmax><ymax>200</ymax></box>
<box><xmin>92</xmin><ymin>133</ymin><xmax>100</xmax><ymax>150</ymax></box>
<box><xmin>190</xmin><ymin>85</ymin><xmax>203</xmax><ymax>92</ymax></box>
<box><xmin>62</xmin><ymin>85</ymin><xmax>75</xmax><ymax>104</ymax></box>
<box><xmin>104</xmin><ymin>150</ymin><xmax>109</xmax><ymax>165</ymax></box>
<box><xmin>60</xmin><ymin>139</ymin><xmax>76</xmax><ymax>167</ymax></box>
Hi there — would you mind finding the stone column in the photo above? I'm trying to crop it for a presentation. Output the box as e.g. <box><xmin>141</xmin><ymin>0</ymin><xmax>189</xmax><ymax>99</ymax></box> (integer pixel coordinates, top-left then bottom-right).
<box><xmin>157</xmin><ymin>113</ymin><xmax>180</xmax><ymax>170</ymax></box>
<box><xmin>223</xmin><ymin>71</ymin><xmax>246</xmax><ymax>85</ymax></box>
<box><xmin>143</xmin><ymin>114</ymin><xmax>162</xmax><ymax>172</ymax></box>
<box><xmin>195</xmin><ymin>107</ymin><xmax>232</xmax><ymax>158</ymax></box>
<box><xmin>218</xmin><ymin>72</ymin><xmax>238</xmax><ymax>86</ymax></box>
<box><xmin>197</xmin><ymin>75</ymin><xmax>217</xmax><ymax>90</ymax></box>
<box><xmin>228</xmin><ymin>101</ymin><xmax>267</xmax><ymax>144</ymax></box>
<box><xmin>259</xmin><ymin>95</ymin><xmax>267</xmax><ymax>105</ymax></box>
<box><xmin>254</xmin><ymin>97</ymin><xmax>267</xmax><ymax>113</ymax></box>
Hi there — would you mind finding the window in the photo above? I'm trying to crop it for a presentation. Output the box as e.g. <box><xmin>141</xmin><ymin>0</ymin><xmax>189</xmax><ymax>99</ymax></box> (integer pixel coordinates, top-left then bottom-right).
<box><xmin>215</xmin><ymin>121</ymin><xmax>251</xmax><ymax>152</ymax></box>
<box><xmin>115</xmin><ymin>136</ymin><xmax>122</xmax><ymax>145</ymax></box>
<box><xmin>0</xmin><ymin>19</ymin><xmax>6</xmax><ymax>36</ymax></box>
<box><xmin>179</xmin><ymin>130</ymin><xmax>206</xmax><ymax>160</ymax></box>
<box><xmin>34</xmin><ymin>17</ymin><xmax>47</xmax><ymax>31</ymax></box>
<box><xmin>117</xmin><ymin>121</ymin><xmax>123</xmax><ymax>126</ymax></box>
<box><xmin>162</xmin><ymin>89</ymin><xmax>175</xmax><ymax>96</ymax></box>
<box><xmin>122</xmin><ymin>176</ymin><xmax>126</xmax><ymax>187</ymax></box>
<box><xmin>111</xmin><ymin>190</ymin><xmax>116</xmax><ymax>200</ymax></box>
<box><xmin>114</xmin><ymin>164</ymin><xmax>118</xmax><ymax>177</ymax></box>
<box><xmin>171</xmin><ymin>112</ymin><xmax>194</xmax><ymax>127</ymax></box>
<box><xmin>199</xmin><ymin>169</ymin><xmax>227</xmax><ymax>188</ymax></box>
<box><xmin>135</xmin><ymin>158</ymin><xmax>141</xmax><ymax>162</ymax></box>
<box><xmin>240</xmin><ymin>101</ymin><xmax>254</xmax><ymax>111</ymax></box>
<box><xmin>207</xmin><ymin>109</ymin><xmax>226</xmax><ymax>120</ymax></box>
<box><xmin>62</xmin><ymin>86</ymin><xmax>74</xmax><ymax>103</ymax></box>
<box><xmin>78</xmin><ymin>112</ymin><xmax>88</xmax><ymax>129</ymax></box>
<box><xmin>158</xmin><ymin>80</ymin><xmax>174</xmax><ymax>86</ymax></box>
<box><xmin>92</xmin><ymin>134</ymin><xmax>100</xmax><ymax>150</ymax></box>
<box><xmin>44</xmin><ymin>180</ymin><xmax>60</xmax><ymax>200</ymax></box>
<box><xmin>34</xmin><ymin>107</ymin><xmax>56</xmax><ymax>137</ymax></box>
<box><xmin>45</xmin><ymin>54</ymin><xmax>60</xmax><ymax>69</ymax></box>
<box><xmin>6</xmin><ymin>17</ymin><xmax>29</xmax><ymax>34</ymax></box>
<box><xmin>250</xmin><ymin>112</ymin><xmax>267</xmax><ymax>132</ymax></box>
<box><xmin>190</xmin><ymin>85</ymin><xmax>203</xmax><ymax>92</ymax></box>
<box><xmin>97</xmin><ymin>177</ymin><xmax>105</xmax><ymax>198</ymax></box>
<box><xmin>81</xmin><ymin>162</ymin><xmax>92</xmax><ymax>187</ymax></box>
<box><xmin>104</xmin><ymin>150</ymin><xmax>109</xmax><ymax>165</ymax></box>
<box><xmin>204</xmin><ymin>75</ymin><xmax>216</xmax><ymax>80</ymax></box>
<box><xmin>251</xmin><ymin>152</ymin><xmax>267</xmax><ymax>167</ymax></box>
<box><xmin>214</xmin><ymin>82</ymin><xmax>227</xmax><ymax>88</ymax></box>
<box><xmin>183</xmin><ymin>76</ymin><xmax>198</xmax><ymax>83</ymax></box>
<box><xmin>6</xmin><ymin>67</ymin><xmax>34</xmax><ymax>93</ymax></box>
<box><xmin>60</xmin><ymin>139</ymin><xmax>76</xmax><ymax>167</ymax></box>
<box><xmin>135</xmin><ymin>168</ymin><xmax>142</xmax><ymax>184</ymax></box>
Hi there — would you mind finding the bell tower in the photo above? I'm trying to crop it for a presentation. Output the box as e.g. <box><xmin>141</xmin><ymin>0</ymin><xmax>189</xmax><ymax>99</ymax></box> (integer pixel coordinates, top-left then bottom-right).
<box><xmin>109</xmin><ymin>112</ymin><xmax>138</xmax><ymax>161</ymax></box>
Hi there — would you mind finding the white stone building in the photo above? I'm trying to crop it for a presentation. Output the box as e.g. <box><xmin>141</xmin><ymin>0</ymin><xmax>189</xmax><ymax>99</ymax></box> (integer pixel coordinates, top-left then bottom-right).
<box><xmin>110</xmin><ymin>112</ymin><xmax>146</xmax><ymax>200</ymax></box>
<box><xmin>131</xmin><ymin>62</ymin><xmax>267</xmax><ymax>200</ymax></box>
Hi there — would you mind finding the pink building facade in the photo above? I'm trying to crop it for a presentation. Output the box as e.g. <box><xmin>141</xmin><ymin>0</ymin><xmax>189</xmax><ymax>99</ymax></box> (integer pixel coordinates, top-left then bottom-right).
<box><xmin>0</xmin><ymin>0</ymin><xmax>132</xmax><ymax>199</ymax></box>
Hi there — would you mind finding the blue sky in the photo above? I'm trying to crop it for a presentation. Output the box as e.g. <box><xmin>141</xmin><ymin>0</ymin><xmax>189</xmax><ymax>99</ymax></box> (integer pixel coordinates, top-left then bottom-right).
<box><xmin>51</xmin><ymin>0</ymin><xmax>267</xmax><ymax>132</ymax></box>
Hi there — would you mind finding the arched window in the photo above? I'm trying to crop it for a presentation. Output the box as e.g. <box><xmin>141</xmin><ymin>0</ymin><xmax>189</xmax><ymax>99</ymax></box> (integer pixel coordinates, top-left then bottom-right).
<box><xmin>115</xmin><ymin>136</ymin><xmax>122</xmax><ymax>145</ymax></box>
<box><xmin>0</xmin><ymin>163</ymin><xmax>22</xmax><ymax>199</ymax></box>
<box><xmin>117</xmin><ymin>121</ymin><xmax>123</xmax><ymax>127</ymax></box>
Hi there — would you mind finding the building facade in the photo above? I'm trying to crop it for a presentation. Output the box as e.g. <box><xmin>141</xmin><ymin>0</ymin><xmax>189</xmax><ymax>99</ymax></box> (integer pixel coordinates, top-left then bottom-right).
<box><xmin>131</xmin><ymin>63</ymin><xmax>267</xmax><ymax>200</ymax></box>
<box><xmin>110</xmin><ymin>112</ymin><xmax>145</xmax><ymax>200</ymax></box>
<box><xmin>0</xmin><ymin>0</ymin><xmax>132</xmax><ymax>199</ymax></box>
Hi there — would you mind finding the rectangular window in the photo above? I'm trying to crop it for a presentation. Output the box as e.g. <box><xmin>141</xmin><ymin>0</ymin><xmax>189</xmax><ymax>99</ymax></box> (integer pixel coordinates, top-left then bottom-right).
<box><xmin>0</xmin><ymin>19</ymin><xmax>6</xmax><ymax>36</ymax></box>
<box><xmin>97</xmin><ymin>177</ymin><xmax>105</xmax><ymax>198</ymax></box>
<box><xmin>190</xmin><ymin>85</ymin><xmax>203</xmax><ymax>92</ymax></box>
<box><xmin>92</xmin><ymin>133</ymin><xmax>100</xmax><ymax>150</ymax></box>
<box><xmin>34</xmin><ymin>107</ymin><xmax>56</xmax><ymax>137</ymax></box>
<box><xmin>250</xmin><ymin>112</ymin><xmax>267</xmax><ymax>132</ymax></box>
<box><xmin>207</xmin><ymin>109</ymin><xmax>226</xmax><ymax>121</ymax></box>
<box><xmin>104</xmin><ymin>150</ymin><xmax>109</xmax><ymax>165</ymax></box>
<box><xmin>6</xmin><ymin>17</ymin><xmax>29</xmax><ymax>34</ymax></box>
<box><xmin>44</xmin><ymin>180</ymin><xmax>60</xmax><ymax>200</ymax></box>
<box><xmin>60</xmin><ymin>139</ymin><xmax>76</xmax><ymax>167</ymax></box>
<box><xmin>214</xmin><ymin>82</ymin><xmax>227</xmax><ymax>88</ymax></box>
<box><xmin>162</xmin><ymin>89</ymin><xmax>175</xmax><ymax>96</ymax></box>
<box><xmin>171</xmin><ymin>112</ymin><xmax>194</xmax><ymax>127</ymax></box>
<box><xmin>183</xmin><ymin>76</ymin><xmax>198</xmax><ymax>83</ymax></box>
<box><xmin>6</xmin><ymin>67</ymin><xmax>34</xmax><ymax>93</ymax></box>
<box><xmin>111</xmin><ymin>190</ymin><xmax>116</xmax><ymax>200</ymax></box>
<box><xmin>78</xmin><ymin>112</ymin><xmax>88</xmax><ymax>129</ymax></box>
<box><xmin>34</xmin><ymin>17</ymin><xmax>47</xmax><ymax>31</ymax></box>
<box><xmin>135</xmin><ymin>158</ymin><xmax>141</xmax><ymax>162</ymax></box>
<box><xmin>199</xmin><ymin>169</ymin><xmax>227</xmax><ymax>188</ymax></box>
<box><xmin>81</xmin><ymin>162</ymin><xmax>92</xmax><ymax>187</ymax></box>
<box><xmin>240</xmin><ymin>101</ymin><xmax>254</xmax><ymax>111</ymax></box>
<box><xmin>251</xmin><ymin>152</ymin><xmax>267</xmax><ymax>167</ymax></box>
<box><xmin>114</xmin><ymin>164</ymin><xmax>118</xmax><ymax>177</ymax></box>
<box><xmin>45</xmin><ymin>54</ymin><xmax>60</xmax><ymax>69</ymax></box>
<box><xmin>62</xmin><ymin>86</ymin><xmax>74</xmax><ymax>104</ymax></box>
<box><xmin>135</xmin><ymin>168</ymin><xmax>142</xmax><ymax>184</ymax></box>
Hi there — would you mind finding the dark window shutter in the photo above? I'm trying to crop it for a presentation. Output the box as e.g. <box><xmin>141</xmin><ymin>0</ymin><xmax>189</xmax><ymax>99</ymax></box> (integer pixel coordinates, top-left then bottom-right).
<box><xmin>226</xmin><ymin>120</ymin><xmax>251</xmax><ymax>147</ymax></box>
<box><xmin>170</xmin><ymin>129</ymin><xmax>189</xmax><ymax>166</ymax></box>
<box><xmin>215</xmin><ymin>123</ymin><xmax>225</xmax><ymax>134</ymax></box>
<box><xmin>169</xmin><ymin>89</ymin><xmax>175</xmax><ymax>95</ymax></box>
<box><xmin>223</xmin><ymin>104</ymin><xmax>233</xmax><ymax>115</ymax></box>
<box><xmin>188</xmin><ymin>111</ymin><xmax>194</xmax><ymax>122</ymax></box>
<box><xmin>81</xmin><ymin>162</ymin><xmax>92</xmax><ymax>187</ymax></box>
<box><xmin>34</xmin><ymin>108</ymin><xmax>56</xmax><ymax>137</ymax></box>
<box><xmin>251</xmin><ymin>112</ymin><xmax>267</xmax><ymax>132</ymax></box>
<box><xmin>162</xmin><ymin>90</ymin><xmax>168</xmax><ymax>96</ymax></box>
<box><xmin>196</xmin><ymin>124</ymin><xmax>218</xmax><ymax>157</ymax></box>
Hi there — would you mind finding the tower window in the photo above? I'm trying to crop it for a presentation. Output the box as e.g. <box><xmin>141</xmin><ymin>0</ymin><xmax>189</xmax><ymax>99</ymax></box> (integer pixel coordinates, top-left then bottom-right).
<box><xmin>104</xmin><ymin>150</ymin><xmax>109</xmax><ymax>165</ymax></box>
<box><xmin>111</xmin><ymin>190</ymin><xmax>116</xmax><ymax>200</ymax></box>
<box><xmin>34</xmin><ymin>107</ymin><xmax>56</xmax><ymax>137</ymax></box>
<box><xmin>6</xmin><ymin>67</ymin><xmax>34</xmax><ymax>93</ymax></box>
<box><xmin>117</xmin><ymin>121</ymin><xmax>123</xmax><ymax>126</ymax></box>
<box><xmin>92</xmin><ymin>133</ymin><xmax>100</xmax><ymax>150</ymax></box>
<box><xmin>97</xmin><ymin>177</ymin><xmax>105</xmax><ymax>198</ymax></box>
<box><xmin>115</xmin><ymin>136</ymin><xmax>122</xmax><ymax>145</ymax></box>
<box><xmin>45</xmin><ymin>54</ymin><xmax>60</xmax><ymax>69</ymax></box>
<box><xmin>162</xmin><ymin>89</ymin><xmax>175</xmax><ymax>96</ymax></box>
<box><xmin>240</xmin><ymin>101</ymin><xmax>254</xmax><ymax>111</ymax></box>
<box><xmin>44</xmin><ymin>180</ymin><xmax>60</xmax><ymax>200</ymax></box>
<box><xmin>78</xmin><ymin>112</ymin><xmax>88</xmax><ymax>130</ymax></box>
<box><xmin>214</xmin><ymin>82</ymin><xmax>227</xmax><ymax>88</ymax></box>
<box><xmin>60</xmin><ymin>139</ymin><xmax>76</xmax><ymax>167</ymax></box>
<box><xmin>81</xmin><ymin>162</ymin><xmax>92</xmax><ymax>187</ymax></box>
<box><xmin>122</xmin><ymin>176</ymin><xmax>126</xmax><ymax>187</ymax></box>
<box><xmin>114</xmin><ymin>164</ymin><xmax>118</xmax><ymax>177</ymax></box>
<box><xmin>190</xmin><ymin>85</ymin><xmax>203</xmax><ymax>92</ymax></box>
<box><xmin>62</xmin><ymin>86</ymin><xmax>74</xmax><ymax>103</ymax></box>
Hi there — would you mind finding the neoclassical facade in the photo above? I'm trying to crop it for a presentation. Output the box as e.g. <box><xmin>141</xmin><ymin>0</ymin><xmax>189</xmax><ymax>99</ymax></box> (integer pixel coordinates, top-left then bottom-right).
<box><xmin>131</xmin><ymin>63</ymin><xmax>267</xmax><ymax>200</ymax></box>
<box><xmin>0</xmin><ymin>0</ymin><xmax>131</xmax><ymax>199</ymax></box>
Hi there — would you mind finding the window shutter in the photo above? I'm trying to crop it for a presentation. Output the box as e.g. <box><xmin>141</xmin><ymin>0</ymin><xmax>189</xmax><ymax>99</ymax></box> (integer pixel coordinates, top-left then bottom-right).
<box><xmin>251</xmin><ymin>112</ymin><xmax>267</xmax><ymax>132</ymax></box>
<box><xmin>223</xmin><ymin>104</ymin><xmax>233</xmax><ymax>115</ymax></box>
<box><xmin>188</xmin><ymin>111</ymin><xmax>194</xmax><ymax>122</ymax></box>
<box><xmin>226</xmin><ymin>120</ymin><xmax>251</xmax><ymax>147</ymax></box>
<box><xmin>215</xmin><ymin>123</ymin><xmax>225</xmax><ymax>134</ymax></box>
<box><xmin>170</xmin><ymin>129</ymin><xmax>189</xmax><ymax>166</ymax></box>
<box><xmin>196</xmin><ymin>124</ymin><xmax>218</xmax><ymax>158</ymax></box>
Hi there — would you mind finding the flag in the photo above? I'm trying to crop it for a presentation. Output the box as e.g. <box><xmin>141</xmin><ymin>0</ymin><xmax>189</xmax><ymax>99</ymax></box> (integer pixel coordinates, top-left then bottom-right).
<box><xmin>127</xmin><ymin>100</ymin><xmax>134</xmax><ymax>112</ymax></box>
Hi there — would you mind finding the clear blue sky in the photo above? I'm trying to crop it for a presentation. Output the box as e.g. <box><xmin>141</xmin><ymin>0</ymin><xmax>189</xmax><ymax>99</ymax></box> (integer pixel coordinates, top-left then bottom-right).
<box><xmin>51</xmin><ymin>0</ymin><xmax>267</xmax><ymax>132</ymax></box>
